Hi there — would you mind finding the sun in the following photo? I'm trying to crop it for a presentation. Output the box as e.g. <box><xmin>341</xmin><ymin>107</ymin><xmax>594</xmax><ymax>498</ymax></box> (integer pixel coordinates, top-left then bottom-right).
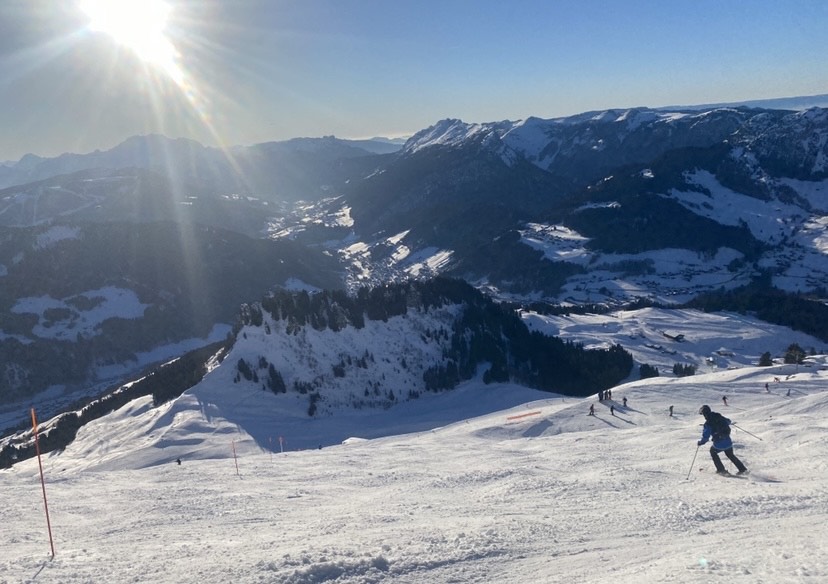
<box><xmin>80</xmin><ymin>0</ymin><xmax>183</xmax><ymax>83</ymax></box>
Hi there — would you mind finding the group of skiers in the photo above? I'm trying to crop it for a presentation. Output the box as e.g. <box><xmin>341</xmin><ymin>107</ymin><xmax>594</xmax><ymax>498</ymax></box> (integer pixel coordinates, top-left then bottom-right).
<box><xmin>588</xmin><ymin>394</ymin><xmax>628</xmax><ymax>416</ymax></box>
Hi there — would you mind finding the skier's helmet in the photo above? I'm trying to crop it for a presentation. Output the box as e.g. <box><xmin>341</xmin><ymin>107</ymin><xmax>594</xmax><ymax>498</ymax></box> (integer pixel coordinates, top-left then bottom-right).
<box><xmin>699</xmin><ymin>404</ymin><xmax>711</xmax><ymax>416</ymax></box>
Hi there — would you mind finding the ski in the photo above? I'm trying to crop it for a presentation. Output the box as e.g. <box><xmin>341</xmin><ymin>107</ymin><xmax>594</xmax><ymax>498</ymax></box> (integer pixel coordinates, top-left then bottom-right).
<box><xmin>700</xmin><ymin>468</ymin><xmax>782</xmax><ymax>482</ymax></box>
<box><xmin>716</xmin><ymin>472</ymin><xmax>748</xmax><ymax>479</ymax></box>
<box><xmin>699</xmin><ymin>468</ymin><xmax>749</xmax><ymax>479</ymax></box>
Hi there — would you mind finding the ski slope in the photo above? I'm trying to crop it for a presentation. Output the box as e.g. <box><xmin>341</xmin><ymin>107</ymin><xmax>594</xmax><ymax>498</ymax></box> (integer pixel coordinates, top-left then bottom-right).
<box><xmin>3</xmin><ymin>358</ymin><xmax>828</xmax><ymax>583</ymax></box>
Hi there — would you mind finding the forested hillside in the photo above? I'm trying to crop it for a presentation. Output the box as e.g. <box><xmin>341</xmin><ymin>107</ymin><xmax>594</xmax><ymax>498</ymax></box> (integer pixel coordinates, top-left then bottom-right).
<box><xmin>240</xmin><ymin>278</ymin><xmax>632</xmax><ymax>398</ymax></box>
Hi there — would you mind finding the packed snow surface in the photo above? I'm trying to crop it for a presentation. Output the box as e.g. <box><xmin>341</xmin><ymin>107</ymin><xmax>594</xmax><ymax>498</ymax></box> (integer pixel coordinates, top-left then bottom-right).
<box><xmin>3</xmin><ymin>310</ymin><xmax>828</xmax><ymax>583</ymax></box>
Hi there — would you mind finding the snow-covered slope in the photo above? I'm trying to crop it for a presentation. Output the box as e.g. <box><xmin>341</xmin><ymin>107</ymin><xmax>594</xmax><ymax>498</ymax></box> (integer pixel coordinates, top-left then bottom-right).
<box><xmin>7</xmin><ymin>305</ymin><xmax>822</xmax><ymax>468</ymax></box>
<box><xmin>523</xmin><ymin>307</ymin><xmax>826</xmax><ymax>374</ymax></box>
<box><xmin>3</xmin><ymin>352</ymin><xmax>827</xmax><ymax>582</ymax></box>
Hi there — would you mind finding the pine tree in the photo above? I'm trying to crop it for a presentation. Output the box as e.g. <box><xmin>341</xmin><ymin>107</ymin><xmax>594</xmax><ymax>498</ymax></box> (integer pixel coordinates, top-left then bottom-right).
<box><xmin>784</xmin><ymin>343</ymin><xmax>806</xmax><ymax>364</ymax></box>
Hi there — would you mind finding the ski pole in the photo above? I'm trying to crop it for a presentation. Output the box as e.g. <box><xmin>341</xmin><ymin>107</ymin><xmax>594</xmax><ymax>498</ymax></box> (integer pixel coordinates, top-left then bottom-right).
<box><xmin>731</xmin><ymin>424</ymin><xmax>763</xmax><ymax>441</ymax></box>
<box><xmin>686</xmin><ymin>444</ymin><xmax>700</xmax><ymax>480</ymax></box>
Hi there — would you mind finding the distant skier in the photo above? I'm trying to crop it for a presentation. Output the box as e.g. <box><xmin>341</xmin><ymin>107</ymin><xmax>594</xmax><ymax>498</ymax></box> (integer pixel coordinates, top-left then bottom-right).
<box><xmin>610</xmin><ymin>405</ymin><xmax>615</xmax><ymax>416</ymax></box>
<box><xmin>722</xmin><ymin>395</ymin><xmax>728</xmax><ymax>406</ymax></box>
<box><xmin>786</xmin><ymin>387</ymin><xmax>791</xmax><ymax>397</ymax></box>
<box><xmin>588</xmin><ymin>404</ymin><xmax>595</xmax><ymax>416</ymax></box>
<box><xmin>622</xmin><ymin>397</ymin><xmax>628</xmax><ymax>407</ymax></box>
<box><xmin>697</xmin><ymin>405</ymin><xmax>747</xmax><ymax>475</ymax></box>
<box><xmin>669</xmin><ymin>405</ymin><xmax>674</xmax><ymax>417</ymax></box>
<box><xmin>765</xmin><ymin>382</ymin><xmax>770</xmax><ymax>393</ymax></box>
<box><xmin>175</xmin><ymin>458</ymin><xmax>181</xmax><ymax>465</ymax></box>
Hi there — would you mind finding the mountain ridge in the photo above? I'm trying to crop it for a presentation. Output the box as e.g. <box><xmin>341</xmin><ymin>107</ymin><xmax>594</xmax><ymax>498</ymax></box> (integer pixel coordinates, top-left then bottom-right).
<box><xmin>3</xmin><ymin>102</ymin><xmax>828</xmax><ymax>441</ymax></box>
<box><xmin>0</xmin><ymin>134</ymin><xmax>401</xmax><ymax>197</ymax></box>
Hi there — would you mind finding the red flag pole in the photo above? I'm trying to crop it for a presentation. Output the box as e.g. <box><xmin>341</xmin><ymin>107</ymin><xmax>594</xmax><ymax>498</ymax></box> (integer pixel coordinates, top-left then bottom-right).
<box><xmin>31</xmin><ymin>408</ymin><xmax>55</xmax><ymax>558</ymax></box>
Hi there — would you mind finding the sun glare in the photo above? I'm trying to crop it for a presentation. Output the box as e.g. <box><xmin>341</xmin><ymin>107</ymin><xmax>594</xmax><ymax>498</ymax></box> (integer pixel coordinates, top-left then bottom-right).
<box><xmin>81</xmin><ymin>0</ymin><xmax>183</xmax><ymax>83</ymax></box>
<box><xmin>77</xmin><ymin>0</ymin><xmax>236</xmax><ymax>181</ymax></box>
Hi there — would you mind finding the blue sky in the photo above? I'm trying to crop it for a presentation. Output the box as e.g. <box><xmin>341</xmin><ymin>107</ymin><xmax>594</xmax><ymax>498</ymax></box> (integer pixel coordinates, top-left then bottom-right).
<box><xmin>1</xmin><ymin>0</ymin><xmax>827</xmax><ymax>160</ymax></box>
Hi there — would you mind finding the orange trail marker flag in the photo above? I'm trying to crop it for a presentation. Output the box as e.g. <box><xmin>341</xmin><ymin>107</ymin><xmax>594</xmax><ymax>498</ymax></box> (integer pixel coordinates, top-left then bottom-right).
<box><xmin>31</xmin><ymin>408</ymin><xmax>55</xmax><ymax>558</ymax></box>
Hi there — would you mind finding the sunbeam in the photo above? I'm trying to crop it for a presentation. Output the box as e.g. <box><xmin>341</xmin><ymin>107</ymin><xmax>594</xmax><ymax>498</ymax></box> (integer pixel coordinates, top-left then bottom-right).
<box><xmin>77</xmin><ymin>0</ymin><xmax>248</xmax><ymax>185</ymax></box>
<box><xmin>80</xmin><ymin>0</ymin><xmax>184</xmax><ymax>85</ymax></box>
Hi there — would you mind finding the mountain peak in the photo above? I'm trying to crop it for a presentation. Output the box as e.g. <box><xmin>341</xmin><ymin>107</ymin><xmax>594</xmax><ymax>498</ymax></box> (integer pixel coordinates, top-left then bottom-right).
<box><xmin>404</xmin><ymin>118</ymin><xmax>477</xmax><ymax>153</ymax></box>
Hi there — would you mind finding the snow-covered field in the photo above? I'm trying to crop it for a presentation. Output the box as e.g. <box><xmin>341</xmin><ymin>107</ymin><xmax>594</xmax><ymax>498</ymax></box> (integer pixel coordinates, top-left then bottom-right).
<box><xmin>11</xmin><ymin>287</ymin><xmax>150</xmax><ymax>341</ymax></box>
<box><xmin>3</xmin><ymin>317</ymin><xmax>827</xmax><ymax>582</ymax></box>
<box><xmin>523</xmin><ymin>307</ymin><xmax>827</xmax><ymax>374</ymax></box>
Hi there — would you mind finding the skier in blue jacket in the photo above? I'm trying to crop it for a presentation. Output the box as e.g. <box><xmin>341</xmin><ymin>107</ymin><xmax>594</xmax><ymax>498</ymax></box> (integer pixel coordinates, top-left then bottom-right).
<box><xmin>697</xmin><ymin>405</ymin><xmax>748</xmax><ymax>475</ymax></box>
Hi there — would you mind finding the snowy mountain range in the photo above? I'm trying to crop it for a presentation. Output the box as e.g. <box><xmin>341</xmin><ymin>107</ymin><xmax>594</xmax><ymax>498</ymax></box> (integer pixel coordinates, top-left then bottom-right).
<box><xmin>3</xmin><ymin>100</ymin><xmax>828</xmax><ymax>581</ymax></box>
<box><xmin>2</xmin><ymin>102</ymin><xmax>828</xmax><ymax>451</ymax></box>
<box><xmin>313</xmin><ymin>106</ymin><xmax>828</xmax><ymax>305</ymax></box>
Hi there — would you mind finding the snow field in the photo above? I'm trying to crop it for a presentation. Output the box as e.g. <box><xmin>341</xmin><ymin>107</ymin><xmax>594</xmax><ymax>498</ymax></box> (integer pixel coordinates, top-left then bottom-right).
<box><xmin>2</xmin><ymin>360</ymin><xmax>827</xmax><ymax>583</ymax></box>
